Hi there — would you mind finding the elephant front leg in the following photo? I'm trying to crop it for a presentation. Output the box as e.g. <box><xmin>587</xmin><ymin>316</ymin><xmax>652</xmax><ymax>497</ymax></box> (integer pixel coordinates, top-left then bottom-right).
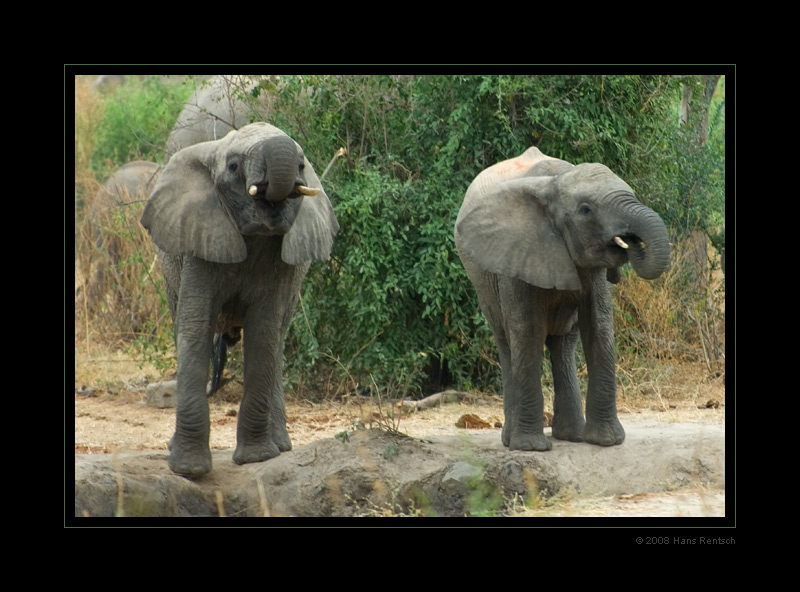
<box><xmin>579</xmin><ymin>281</ymin><xmax>625</xmax><ymax>446</ymax></box>
<box><xmin>232</xmin><ymin>315</ymin><xmax>290</xmax><ymax>466</ymax></box>
<box><xmin>170</xmin><ymin>306</ymin><xmax>215</xmax><ymax>478</ymax></box>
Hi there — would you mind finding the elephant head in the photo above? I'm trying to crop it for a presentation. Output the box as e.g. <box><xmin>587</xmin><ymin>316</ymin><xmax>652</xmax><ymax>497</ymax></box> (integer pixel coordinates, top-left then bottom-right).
<box><xmin>141</xmin><ymin>122</ymin><xmax>338</xmax><ymax>266</ymax></box>
<box><xmin>456</xmin><ymin>159</ymin><xmax>670</xmax><ymax>290</ymax></box>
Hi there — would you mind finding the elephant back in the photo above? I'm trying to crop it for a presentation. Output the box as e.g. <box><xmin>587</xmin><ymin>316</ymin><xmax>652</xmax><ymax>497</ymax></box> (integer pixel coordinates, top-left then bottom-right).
<box><xmin>166</xmin><ymin>75</ymin><xmax>274</xmax><ymax>159</ymax></box>
<box><xmin>458</xmin><ymin>147</ymin><xmax>558</xmax><ymax>227</ymax></box>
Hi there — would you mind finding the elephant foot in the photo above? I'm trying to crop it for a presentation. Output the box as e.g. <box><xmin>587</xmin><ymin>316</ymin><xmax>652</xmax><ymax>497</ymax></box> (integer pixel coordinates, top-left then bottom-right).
<box><xmin>508</xmin><ymin>431</ymin><xmax>552</xmax><ymax>452</ymax></box>
<box><xmin>552</xmin><ymin>415</ymin><xmax>586</xmax><ymax>442</ymax></box>
<box><xmin>501</xmin><ymin>424</ymin><xmax>511</xmax><ymax>447</ymax></box>
<box><xmin>168</xmin><ymin>436</ymin><xmax>213</xmax><ymax>478</ymax></box>
<box><xmin>275</xmin><ymin>435</ymin><xmax>292</xmax><ymax>453</ymax></box>
<box><xmin>584</xmin><ymin>417</ymin><xmax>625</xmax><ymax>446</ymax></box>
<box><xmin>232</xmin><ymin>439</ymin><xmax>281</xmax><ymax>466</ymax></box>
<box><xmin>270</xmin><ymin>422</ymin><xmax>293</xmax><ymax>452</ymax></box>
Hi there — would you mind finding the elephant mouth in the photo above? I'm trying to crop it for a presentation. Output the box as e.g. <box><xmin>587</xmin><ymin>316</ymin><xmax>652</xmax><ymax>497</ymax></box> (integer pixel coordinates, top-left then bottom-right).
<box><xmin>239</xmin><ymin>196</ymin><xmax>300</xmax><ymax>236</ymax></box>
<box><xmin>254</xmin><ymin>196</ymin><xmax>295</xmax><ymax>212</ymax></box>
<box><xmin>612</xmin><ymin>234</ymin><xmax>647</xmax><ymax>261</ymax></box>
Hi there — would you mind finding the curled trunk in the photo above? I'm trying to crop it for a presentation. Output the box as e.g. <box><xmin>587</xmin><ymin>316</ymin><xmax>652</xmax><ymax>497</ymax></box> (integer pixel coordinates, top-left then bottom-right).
<box><xmin>247</xmin><ymin>135</ymin><xmax>301</xmax><ymax>203</ymax></box>
<box><xmin>615</xmin><ymin>198</ymin><xmax>671</xmax><ymax>280</ymax></box>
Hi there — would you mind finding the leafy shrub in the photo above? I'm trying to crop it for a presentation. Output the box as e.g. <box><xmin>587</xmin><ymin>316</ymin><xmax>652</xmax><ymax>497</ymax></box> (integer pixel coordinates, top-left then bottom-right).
<box><xmin>89</xmin><ymin>76</ymin><xmax>192</xmax><ymax>175</ymax></box>
<box><xmin>278</xmin><ymin>74</ymin><xmax>726</xmax><ymax>398</ymax></box>
<box><xmin>74</xmin><ymin>73</ymin><xmax>726</xmax><ymax>398</ymax></box>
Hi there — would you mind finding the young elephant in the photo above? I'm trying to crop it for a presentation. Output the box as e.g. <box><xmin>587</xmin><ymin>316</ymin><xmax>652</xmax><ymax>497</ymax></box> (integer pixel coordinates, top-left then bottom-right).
<box><xmin>455</xmin><ymin>147</ymin><xmax>670</xmax><ymax>452</ymax></box>
<box><xmin>141</xmin><ymin>123</ymin><xmax>338</xmax><ymax>478</ymax></box>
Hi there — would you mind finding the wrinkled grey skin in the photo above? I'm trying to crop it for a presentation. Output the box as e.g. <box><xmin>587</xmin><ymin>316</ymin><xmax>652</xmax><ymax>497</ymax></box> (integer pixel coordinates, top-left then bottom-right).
<box><xmin>165</xmin><ymin>75</ymin><xmax>271</xmax><ymax>159</ymax></box>
<box><xmin>455</xmin><ymin>147</ymin><xmax>670</xmax><ymax>452</ymax></box>
<box><xmin>98</xmin><ymin>160</ymin><xmax>162</xmax><ymax>205</ymax></box>
<box><xmin>141</xmin><ymin>122</ymin><xmax>338</xmax><ymax>478</ymax></box>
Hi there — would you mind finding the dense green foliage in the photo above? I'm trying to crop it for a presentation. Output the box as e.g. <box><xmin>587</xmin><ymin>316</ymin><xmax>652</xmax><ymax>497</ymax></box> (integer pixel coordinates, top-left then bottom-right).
<box><xmin>89</xmin><ymin>76</ymin><xmax>192</xmax><ymax>176</ymax></box>
<box><xmin>263</xmin><ymin>74</ymin><xmax>726</xmax><ymax>397</ymax></box>
<box><xmin>79</xmin><ymin>73</ymin><xmax>726</xmax><ymax>399</ymax></box>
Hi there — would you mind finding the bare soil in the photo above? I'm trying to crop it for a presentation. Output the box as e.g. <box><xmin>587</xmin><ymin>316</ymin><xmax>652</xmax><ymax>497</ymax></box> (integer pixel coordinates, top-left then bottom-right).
<box><xmin>72</xmin><ymin>363</ymin><xmax>727</xmax><ymax>520</ymax></box>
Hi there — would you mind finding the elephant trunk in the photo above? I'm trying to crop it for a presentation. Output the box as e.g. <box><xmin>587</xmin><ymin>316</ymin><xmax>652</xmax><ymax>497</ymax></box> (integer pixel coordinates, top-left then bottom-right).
<box><xmin>613</xmin><ymin>197</ymin><xmax>671</xmax><ymax>280</ymax></box>
<box><xmin>244</xmin><ymin>135</ymin><xmax>304</xmax><ymax>203</ymax></box>
<box><xmin>267</xmin><ymin>135</ymin><xmax>301</xmax><ymax>203</ymax></box>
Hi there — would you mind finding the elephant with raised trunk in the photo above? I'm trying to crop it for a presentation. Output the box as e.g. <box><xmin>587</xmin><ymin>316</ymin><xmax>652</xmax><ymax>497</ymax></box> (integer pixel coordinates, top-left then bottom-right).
<box><xmin>455</xmin><ymin>147</ymin><xmax>670</xmax><ymax>452</ymax></box>
<box><xmin>141</xmin><ymin>122</ymin><xmax>338</xmax><ymax>478</ymax></box>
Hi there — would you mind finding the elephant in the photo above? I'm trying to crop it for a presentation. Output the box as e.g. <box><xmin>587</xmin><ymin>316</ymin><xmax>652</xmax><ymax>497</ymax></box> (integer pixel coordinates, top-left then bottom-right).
<box><xmin>82</xmin><ymin>160</ymin><xmax>162</xmax><ymax>313</ymax></box>
<box><xmin>98</xmin><ymin>160</ymin><xmax>162</xmax><ymax>204</ymax></box>
<box><xmin>165</xmin><ymin>75</ymin><xmax>273</xmax><ymax>159</ymax></box>
<box><xmin>140</xmin><ymin>122</ymin><xmax>339</xmax><ymax>477</ymax></box>
<box><xmin>455</xmin><ymin>146</ymin><xmax>670</xmax><ymax>452</ymax></box>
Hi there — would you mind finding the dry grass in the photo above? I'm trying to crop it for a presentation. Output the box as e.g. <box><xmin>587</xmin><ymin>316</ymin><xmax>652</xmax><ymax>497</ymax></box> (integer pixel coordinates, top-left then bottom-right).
<box><xmin>74</xmin><ymin>77</ymin><xmax>104</xmax><ymax>179</ymax></box>
<box><xmin>506</xmin><ymin>486</ymin><xmax>725</xmax><ymax>518</ymax></box>
<box><xmin>613</xmin><ymin>234</ymin><xmax>725</xmax><ymax>371</ymax></box>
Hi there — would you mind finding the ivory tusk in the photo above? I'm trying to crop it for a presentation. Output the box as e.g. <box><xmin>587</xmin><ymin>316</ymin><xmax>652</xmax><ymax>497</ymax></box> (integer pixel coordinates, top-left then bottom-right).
<box><xmin>296</xmin><ymin>185</ymin><xmax>320</xmax><ymax>196</ymax></box>
<box><xmin>614</xmin><ymin>236</ymin><xmax>629</xmax><ymax>249</ymax></box>
<box><xmin>248</xmin><ymin>185</ymin><xmax>258</xmax><ymax>196</ymax></box>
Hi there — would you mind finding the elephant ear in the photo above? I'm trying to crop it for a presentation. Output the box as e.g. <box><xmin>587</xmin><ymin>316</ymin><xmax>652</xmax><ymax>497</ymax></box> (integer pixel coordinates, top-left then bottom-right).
<box><xmin>456</xmin><ymin>177</ymin><xmax>580</xmax><ymax>291</ymax></box>
<box><xmin>281</xmin><ymin>160</ymin><xmax>339</xmax><ymax>265</ymax></box>
<box><xmin>140</xmin><ymin>141</ymin><xmax>247</xmax><ymax>263</ymax></box>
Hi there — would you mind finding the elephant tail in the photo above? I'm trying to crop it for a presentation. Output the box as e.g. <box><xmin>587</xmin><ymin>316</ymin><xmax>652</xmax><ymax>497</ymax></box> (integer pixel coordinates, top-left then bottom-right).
<box><xmin>208</xmin><ymin>328</ymin><xmax>242</xmax><ymax>396</ymax></box>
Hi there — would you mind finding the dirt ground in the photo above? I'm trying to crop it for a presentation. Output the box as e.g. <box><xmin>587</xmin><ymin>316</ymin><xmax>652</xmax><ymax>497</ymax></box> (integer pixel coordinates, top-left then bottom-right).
<box><xmin>73</xmin><ymin>361</ymin><xmax>727</xmax><ymax>519</ymax></box>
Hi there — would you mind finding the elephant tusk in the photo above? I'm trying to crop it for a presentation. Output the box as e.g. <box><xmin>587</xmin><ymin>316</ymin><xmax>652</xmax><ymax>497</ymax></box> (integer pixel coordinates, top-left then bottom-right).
<box><xmin>614</xmin><ymin>236</ymin><xmax>629</xmax><ymax>249</ymax></box>
<box><xmin>296</xmin><ymin>185</ymin><xmax>320</xmax><ymax>196</ymax></box>
<box><xmin>249</xmin><ymin>184</ymin><xmax>319</xmax><ymax>197</ymax></box>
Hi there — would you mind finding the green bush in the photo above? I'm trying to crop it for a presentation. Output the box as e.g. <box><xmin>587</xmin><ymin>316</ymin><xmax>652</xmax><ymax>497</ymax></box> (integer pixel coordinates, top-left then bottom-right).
<box><xmin>89</xmin><ymin>76</ymin><xmax>192</xmax><ymax>176</ymax></box>
<box><xmin>278</xmin><ymin>74</ymin><xmax>725</xmax><ymax>398</ymax></box>
<box><xmin>75</xmin><ymin>73</ymin><xmax>726</xmax><ymax>399</ymax></box>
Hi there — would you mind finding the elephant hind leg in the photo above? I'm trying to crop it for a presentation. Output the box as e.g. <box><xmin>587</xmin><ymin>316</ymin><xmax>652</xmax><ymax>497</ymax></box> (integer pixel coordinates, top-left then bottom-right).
<box><xmin>209</xmin><ymin>328</ymin><xmax>242</xmax><ymax>396</ymax></box>
<box><xmin>547</xmin><ymin>330</ymin><xmax>585</xmax><ymax>442</ymax></box>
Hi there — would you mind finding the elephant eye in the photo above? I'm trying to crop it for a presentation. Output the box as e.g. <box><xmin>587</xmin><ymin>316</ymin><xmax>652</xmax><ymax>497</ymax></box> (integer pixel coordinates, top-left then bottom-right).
<box><xmin>227</xmin><ymin>158</ymin><xmax>241</xmax><ymax>174</ymax></box>
<box><xmin>298</xmin><ymin>161</ymin><xmax>305</xmax><ymax>171</ymax></box>
<box><xmin>578</xmin><ymin>204</ymin><xmax>593</xmax><ymax>216</ymax></box>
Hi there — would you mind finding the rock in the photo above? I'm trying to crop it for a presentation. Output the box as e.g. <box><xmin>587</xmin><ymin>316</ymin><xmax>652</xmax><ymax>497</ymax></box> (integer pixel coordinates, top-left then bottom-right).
<box><xmin>145</xmin><ymin>381</ymin><xmax>177</xmax><ymax>408</ymax></box>
<box><xmin>72</xmin><ymin>421</ymin><xmax>725</xmax><ymax>518</ymax></box>
<box><xmin>76</xmin><ymin>386</ymin><xmax>97</xmax><ymax>397</ymax></box>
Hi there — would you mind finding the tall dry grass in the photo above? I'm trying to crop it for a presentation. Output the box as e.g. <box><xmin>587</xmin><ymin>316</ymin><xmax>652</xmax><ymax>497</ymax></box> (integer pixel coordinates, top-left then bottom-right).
<box><xmin>73</xmin><ymin>78</ymin><xmax>173</xmax><ymax>376</ymax></box>
<box><xmin>613</xmin><ymin>235</ymin><xmax>725</xmax><ymax>369</ymax></box>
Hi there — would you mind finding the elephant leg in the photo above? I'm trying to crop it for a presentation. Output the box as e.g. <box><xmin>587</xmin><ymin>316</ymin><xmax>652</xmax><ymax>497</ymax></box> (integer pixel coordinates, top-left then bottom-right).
<box><xmin>579</xmin><ymin>277</ymin><xmax>625</xmax><ymax>446</ymax></box>
<box><xmin>493</xmin><ymin>326</ymin><xmax>514</xmax><ymax>447</ymax></box>
<box><xmin>547</xmin><ymin>327</ymin><xmax>585</xmax><ymax>442</ymax></box>
<box><xmin>232</xmin><ymin>288</ymin><xmax>298</xmax><ymax>465</ymax></box>
<box><xmin>506</xmin><ymin>338</ymin><xmax>550</xmax><ymax>451</ymax></box>
<box><xmin>169</xmin><ymin>269</ymin><xmax>215</xmax><ymax>477</ymax></box>
<box><xmin>461</xmin><ymin>258</ymin><xmax>520</xmax><ymax>447</ymax></box>
<box><xmin>502</xmin><ymin>280</ymin><xmax>550</xmax><ymax>451</ymax></box>
<box><xmin>233</xmin><ymin>318</ymin><xmax>284</xmax><ymax>465</ymax></box>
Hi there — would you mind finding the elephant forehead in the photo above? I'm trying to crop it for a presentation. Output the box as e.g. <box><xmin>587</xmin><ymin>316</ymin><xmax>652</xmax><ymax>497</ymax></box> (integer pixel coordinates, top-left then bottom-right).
<box><xmin>559</xmin><ymin>163</ymin><xmax>633</xmax><ymax>198</ymax></box>
<box><xmin>222</xmin><ymin>123</ymin><xmax>293</xmax><ymax>152</ymax></box>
